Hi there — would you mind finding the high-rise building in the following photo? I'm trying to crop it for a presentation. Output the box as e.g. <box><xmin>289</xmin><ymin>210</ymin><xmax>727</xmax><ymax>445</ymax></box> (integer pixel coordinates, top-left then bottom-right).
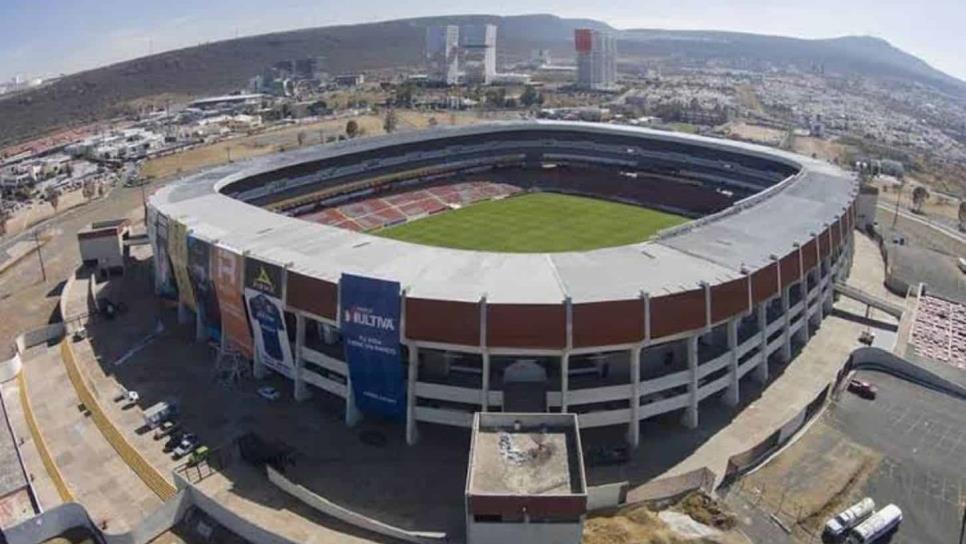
<box><xmin>574</xmin><ymin>29</ymin><xmax>617</xmax><ymax>91</ymax></box>
<box><xmin>425</xmin><ymin>25</ymin><xmax>460</xmax><ymax>85</ymax></box>
<box><xmin>461</xmin><ymin>24</ymin><xmax>497</xmax><ymax>85</ymax></box>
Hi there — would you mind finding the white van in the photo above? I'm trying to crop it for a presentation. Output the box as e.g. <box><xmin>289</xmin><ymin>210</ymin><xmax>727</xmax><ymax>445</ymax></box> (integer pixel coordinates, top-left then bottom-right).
<box><xmin>847</xmin><ymin>504</ymin><xmax>902</xmax><ymax>544</ymax></box>
<box><xmin>824</xmin><ymin>497</ymin><xmax>875</xmax><ymax>538</ymax></box>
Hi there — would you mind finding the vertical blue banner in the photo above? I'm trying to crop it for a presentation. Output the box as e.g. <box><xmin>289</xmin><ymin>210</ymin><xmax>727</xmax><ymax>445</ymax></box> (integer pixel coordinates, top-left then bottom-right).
<box><xmin>340</xmin><ymin>274</ymin><xmax>405</xmax><ymax>419</ymax></box>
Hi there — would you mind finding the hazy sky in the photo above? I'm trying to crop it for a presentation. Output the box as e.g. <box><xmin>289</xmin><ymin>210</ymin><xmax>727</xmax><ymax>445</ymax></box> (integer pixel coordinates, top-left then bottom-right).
<box><xmin>2</xmin><ymin>0</ymin><xmax>965</xmax><ymax>83</ymax></box>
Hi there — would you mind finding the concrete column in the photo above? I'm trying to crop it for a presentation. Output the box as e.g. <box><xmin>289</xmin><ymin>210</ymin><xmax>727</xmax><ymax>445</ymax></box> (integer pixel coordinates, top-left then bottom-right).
<box><xmin>293</xmin><ymin>314</ymin><xmax>310</xmax><ymax>401</ymax></box>
<box><xmin>195</xmin><ymin>305</ymin><xmax>207</xmax><ymax>342</ymax></box>
<box><xmin>560</xmin><ymin>352</ymin><xmax>570</xmax><ymax>413</ymax></box>
<box><xmin>344</xmin><ymin>376</ymin><xmax>362</xmax><ymax>427</ymax></box>
<box><xmin>781</xmin><ymin>285</ymin><xmax>792</xmax><ymax>362</ymax></box>
<box><xmin>681</xmin><ymin>335</ymin><xmax>699</xmax><ymax>429</ymax></box>
<box><xmin>481</xmin><ymin>350</ymin><xmax>490</xmax><ymax>412</ymax></box>
<box><xmin>177</xmin><ymin>301</ymin><xmax>190</xmax><ymax>324</ymax></box>
<box><xmin>628</xmin><ymin>346</ymin><xmax>641</xmax><ymax>448</ymax></box>
<box><xmin>755</xmin><ymin>301</ymin><xmax>769</xmax><ymax>384</ymax></box>
<box><xmin>406</xmin><ymin>345</ymin><xmax>419</xmax><ymax>445</ymax></box>
<box><xmin>823</xmin><ymin>258</ymin><xmax>835</xmax><ymax>314</ymax></box>
<box><xmin>723</xmin><ymin>318</ymin><xmax>739</xmax><ymax>407</ymax></box>
<box><xmin>799</xmin><ymin>282</ymin><xmax>811</xmax><ymax>342</ymax></box>
<box><xmin>322</xmin><ymin>323</ymin><xmax>339</xmax><ymax>345</ymax></box>
<box><xmin>252</xmin><ymin>356</ymin><xmax>269</xmax><ymax>379</ymax></box>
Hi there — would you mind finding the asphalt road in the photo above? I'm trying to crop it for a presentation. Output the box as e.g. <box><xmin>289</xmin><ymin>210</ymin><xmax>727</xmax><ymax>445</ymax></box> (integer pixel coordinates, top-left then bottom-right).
<box><xmin>825</xmin><ymin>371</ymin><xmax>966</xmax><ymax>544</ymax></box>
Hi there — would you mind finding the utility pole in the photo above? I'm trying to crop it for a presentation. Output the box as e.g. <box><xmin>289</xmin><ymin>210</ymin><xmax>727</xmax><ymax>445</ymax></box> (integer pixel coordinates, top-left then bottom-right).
<box><xmin>892</xmin><ymin>181</ymin><xmax>903</xmax><ymax>228</ymax></box>
<box><xmin>33</xmin><ymin>229</ymin><xmax>46</xmax><ymax>283</ymax></box>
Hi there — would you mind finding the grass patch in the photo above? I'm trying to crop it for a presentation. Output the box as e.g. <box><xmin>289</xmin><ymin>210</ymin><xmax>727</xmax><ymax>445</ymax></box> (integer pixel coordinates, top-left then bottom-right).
<box><xmin>373</xmin><ymin>192</ymin><xmax>687</xmax><ymax>252</ymax></box>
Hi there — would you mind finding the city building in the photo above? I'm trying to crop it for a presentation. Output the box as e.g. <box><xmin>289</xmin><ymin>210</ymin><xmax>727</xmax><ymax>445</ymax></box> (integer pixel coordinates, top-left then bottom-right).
<box><xmin>426</xmin><ymin>25</ymin><xmax>460</xmax><ymax>85</ymax></box>
<box><xmin>574</xmin><ymin>29</ymin><xmax>618</xmax><ymax>91</ymax></box>
<box><xmin>334</xmin><ymin>74</ymin><xmax>365</xmax><ymax>87</ymax></box>
<box><xmin>465</xmin><ymin>413</ymin><xmax>587</xmax><ymax>544</ymax></box>
<box><xmin>77</xmin><ymin>219</ymin><xmax>131</xmax><ymax>275</ymax></box>
<box><xmin>462</xmin><ymin>24</ymin><xmax>497</xmax><ymax>85</ymax></box>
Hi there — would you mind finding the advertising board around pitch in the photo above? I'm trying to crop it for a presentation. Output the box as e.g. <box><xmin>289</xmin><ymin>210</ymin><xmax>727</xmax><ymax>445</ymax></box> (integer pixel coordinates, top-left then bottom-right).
<box><xmin>340</xmin><ymin>274</ymin><xmax>405</xmax><ymax>420</ymax></box>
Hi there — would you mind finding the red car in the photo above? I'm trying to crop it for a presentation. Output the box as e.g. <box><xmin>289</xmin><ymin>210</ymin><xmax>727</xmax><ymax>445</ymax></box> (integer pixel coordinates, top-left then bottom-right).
<box><xmin>848</xmin><ymin>379</ymin><xmax>878</xmax><ymax>400</ymax></box>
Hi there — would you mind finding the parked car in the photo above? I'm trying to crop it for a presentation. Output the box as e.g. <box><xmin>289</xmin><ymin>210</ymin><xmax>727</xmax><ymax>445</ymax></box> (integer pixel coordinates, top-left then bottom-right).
<box><xmin>257</xmin><ymin>386</ymin><xmax>280</xmax><ymax>401</ymax></box>
<box><xmin>848</xmin><ymin>379</ymin><xmax>878</xmax><ymax>400</ymax></box>
<box><xmin>173</xmin><ymin>433</ymin><xmax>200</xmax><ymax>459</ymax></box>
<box><xmin>163</xmin><ymin>431</ymin><xmax>185</xmax><ymax>453</ymax></box>
<box><xmin>125</xmin><ymin>390</ymin><xmax>140</xmax><ymax>404</ymax></box>
<box><xmin>153</xmin><ymin>420</ymin><xmax>181</xmax><ymax>440</ymax></box>
<box><xmin>187</xmin><ymin>446</ymin><xmax>210</xmax><ymax>467</ymax></box>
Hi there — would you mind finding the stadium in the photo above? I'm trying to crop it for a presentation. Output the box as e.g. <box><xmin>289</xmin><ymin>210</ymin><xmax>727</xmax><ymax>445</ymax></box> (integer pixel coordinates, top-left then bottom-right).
<box><xmin>147</xmin><ymin>120</ymin><xmax>858</xmax><ymax>447</ymax></box>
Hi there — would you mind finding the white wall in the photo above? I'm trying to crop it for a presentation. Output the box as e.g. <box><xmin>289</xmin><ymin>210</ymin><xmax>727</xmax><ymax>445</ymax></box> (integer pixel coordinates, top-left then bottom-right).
<box><xmin>467</xmin><ymin>519</ymin><xmax>582</xmax><ymax>544</ymax></box>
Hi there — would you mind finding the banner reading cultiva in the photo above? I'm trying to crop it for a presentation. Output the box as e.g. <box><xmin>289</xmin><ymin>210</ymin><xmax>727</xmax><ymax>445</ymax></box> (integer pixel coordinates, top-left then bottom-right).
<box><xmin>244</xmin><ymin>258</ymin><xmax>294</xmax><ymax>378</ymax></box>
<box><xmin>340</xmin><ymin>274</ymin><xmax>405</xmax><ymax>419</ymax></box>
<box><xmin>211</xmin><ymin>246</ymin><xmax>253</xmax><ymax>359</ymax></box>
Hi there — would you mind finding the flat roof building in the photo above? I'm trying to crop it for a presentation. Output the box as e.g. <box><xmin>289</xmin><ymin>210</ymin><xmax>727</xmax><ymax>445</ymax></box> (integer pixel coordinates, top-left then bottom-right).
<box><xmin>466</xmin><ymin>413</ymin><xmax>587</xmax><ymax>544</ymax></box>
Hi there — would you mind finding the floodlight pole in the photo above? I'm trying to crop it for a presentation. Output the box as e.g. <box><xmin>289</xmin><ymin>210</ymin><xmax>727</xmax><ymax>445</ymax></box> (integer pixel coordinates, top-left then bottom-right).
<box><xmin>33</xmin><ymin>229</ymin><xmax>46</xmax><ymax>283</ymax></box>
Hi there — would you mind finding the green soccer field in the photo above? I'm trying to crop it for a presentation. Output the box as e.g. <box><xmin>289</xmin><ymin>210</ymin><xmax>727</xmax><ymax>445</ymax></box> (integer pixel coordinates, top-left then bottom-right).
<box><xmin>373</xmin><ymin>192</ymin><xmax>689</xmax><ymax>252</ymax></box>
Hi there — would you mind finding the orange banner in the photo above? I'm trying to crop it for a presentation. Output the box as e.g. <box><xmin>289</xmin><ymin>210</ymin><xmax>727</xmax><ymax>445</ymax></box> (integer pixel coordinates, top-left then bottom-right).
<box><xmin>211</xmin><ymin>246</ymin><xmax>253</xmax><ymax>359</ymax></box>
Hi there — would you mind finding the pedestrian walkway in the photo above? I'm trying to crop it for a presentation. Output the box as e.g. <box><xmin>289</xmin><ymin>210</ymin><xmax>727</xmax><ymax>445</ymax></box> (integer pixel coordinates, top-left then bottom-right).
<box><xmin>20</xmin><ymin>343</ymin><xmax>160</xmax><ymax>532</ymax></box>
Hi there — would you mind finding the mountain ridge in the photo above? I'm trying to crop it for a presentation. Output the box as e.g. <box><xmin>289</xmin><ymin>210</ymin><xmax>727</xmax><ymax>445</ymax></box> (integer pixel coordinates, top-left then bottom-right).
<box><xmin>0</xmin><ymin>13</ymin><xmax>961</xmax><ymax>147</ymax></box>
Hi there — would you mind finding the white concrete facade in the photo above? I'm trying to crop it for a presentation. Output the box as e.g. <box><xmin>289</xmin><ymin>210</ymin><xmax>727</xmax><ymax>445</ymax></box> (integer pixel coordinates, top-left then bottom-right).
<box><xmin>286</xmin><ymin>232</ymin><xmax>852</xmax><ymax>447</ymax></box>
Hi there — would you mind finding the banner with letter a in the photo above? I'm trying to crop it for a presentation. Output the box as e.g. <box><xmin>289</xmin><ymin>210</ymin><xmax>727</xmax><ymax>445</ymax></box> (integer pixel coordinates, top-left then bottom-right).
<box><xmin>244</xmin><ymin>258</ymin><xmax>294</xmax><ymax>378</ymax></box>
<box><xmin>340</xmin><ymin>274</ymin><xmax>405</xmax><ymax>419</ymax></box>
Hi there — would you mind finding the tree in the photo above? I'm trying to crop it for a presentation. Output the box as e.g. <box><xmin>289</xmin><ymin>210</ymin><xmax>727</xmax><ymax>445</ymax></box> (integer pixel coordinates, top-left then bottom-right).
<box><xmin>82</xmin><ymin>180</ymin><xmax>96</xmax><ymax>200</ymax></box>
<box><xmin>383</xmin><ymin>109</ymin><xmax>398</xmax><ymax>134</ymax></box>
<box><xmin>45</xmin><ymin>187</ymin><xmax>59</xmax><ymax>211</ymax></box>
<box><xmin>958</xmin><ymin>200</ymin><xmax>966</xmax><ymax>232</ymax></box>
<box><xmin>0</xmin><ymin>207</ymin><xmax>9</xmax><ymax>237</ymax></box>
<box><xmin>520</xmin><ymin>85</ymin><xmax>542</xmax><ymax>107</ymax></box>
<box><xmin>345</xmin><ymin>120</ymin><xmax>359</xmax><ymax>139</ymax></box>
<box><xmin>911</xmin><ymin>185</ymin><xmax>929</xmax><ymax>214</ymax></box>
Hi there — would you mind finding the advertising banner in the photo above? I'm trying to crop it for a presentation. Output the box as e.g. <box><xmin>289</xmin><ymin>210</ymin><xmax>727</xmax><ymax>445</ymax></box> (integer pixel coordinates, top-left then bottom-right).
<box><xmin>167</xmin><ymin>219</ymin><xmax>196</xmax><ymax>311</ymax></box>
<box><xmin>153</xmin><ymin>211</ymin><xmax>176</xmax><ymax>298</ymax></box>
<box><xmin>187</xmin><ymin>235</ymin><xmax>221</xmax><ymax>341</ymax></box>
<box><xmin>212</xmin><ymin>246</ymin><xmax>253</xmax><ymax>359</ymax></box>
<box><xmin>244</xmin><ymin>258</ymin><xmax>294</xmax><ymax>378</ymax></box>
<box><xmin>340</xmin><ymin>273</ymin><xmax>405</xmax><ymax>419</ymax></box>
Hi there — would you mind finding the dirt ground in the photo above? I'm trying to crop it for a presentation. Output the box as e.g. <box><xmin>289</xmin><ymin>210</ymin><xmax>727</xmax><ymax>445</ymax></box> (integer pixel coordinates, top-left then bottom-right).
<box><xmin>874</xmin><ymin>177</ymin><xmax>964</xmax><ymax>227</ymax></box>
<box><xmin>734</xmin><ymin>86</ymin><xmax>764</xmax><ymax>113</ymax></box>
<box><xmin>584</xmin><ymin>495</ymin><xmax>748</xmax><ymax>544</ymax></box>
<box><xmin>140</xmin><ymin>111</ymin><xmax>490</xmax><ymax>181</ymax></box>
<box><xmin>789</xmin><ymin>135</ymin><xmax>850</xmax><ymax>163</ymax></box>
<box><xmin>724</xmin><ymin>122</ymin><xmax>785</xmax><ymax>146</ymax></box>
<box><xmin>730</xmin><ymin>419</ymin><xmax>881</xmax><ymax>540</ymax></box>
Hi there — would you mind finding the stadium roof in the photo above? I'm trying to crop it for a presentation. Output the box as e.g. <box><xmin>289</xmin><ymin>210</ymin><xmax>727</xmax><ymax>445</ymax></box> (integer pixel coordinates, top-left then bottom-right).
<box><xmin>151</xmin><ymin>121</ymin><xmax>856</xmax><ymax>305</ymax></box>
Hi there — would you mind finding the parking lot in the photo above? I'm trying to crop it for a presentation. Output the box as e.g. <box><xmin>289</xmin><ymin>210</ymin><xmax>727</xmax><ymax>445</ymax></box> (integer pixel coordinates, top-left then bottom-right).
<box><xmin>730</xmin><ymin>370</ymin><xmax>965</xmax><ymax>544</ymax></box>
<box><xmin>825</xmin><ymin>371</ymin><xmax>966</xmax><ymax>544</ymax></box>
